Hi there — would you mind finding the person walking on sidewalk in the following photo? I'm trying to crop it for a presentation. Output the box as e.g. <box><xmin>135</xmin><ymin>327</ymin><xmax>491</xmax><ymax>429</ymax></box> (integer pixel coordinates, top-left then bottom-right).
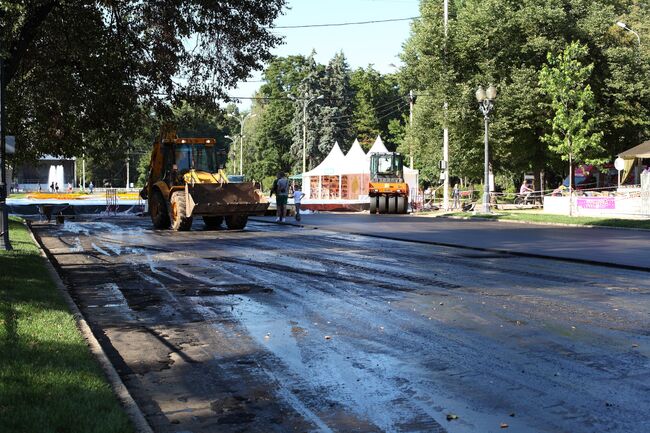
<box><xmin>270</xmin><ymin>172</ymin><xmax>289</xmax><ymax>222</ymax></box>
<box><xmin>293</xmin><ymin>185</ymin><xmax>304</xmax><ymax>221</ymax></box>
<box><xmin>452</xmin><ymin>183</ymin><xmax>460</xmax><ymax>210</ymax></box>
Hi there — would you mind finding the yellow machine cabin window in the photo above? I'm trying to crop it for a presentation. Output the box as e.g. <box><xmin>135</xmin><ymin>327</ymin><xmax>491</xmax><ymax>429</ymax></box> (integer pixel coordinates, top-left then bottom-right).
<box><xmin>171</xmin><ymin>143</ymin><xmax>222</xmax><ymax>173</ymax></box>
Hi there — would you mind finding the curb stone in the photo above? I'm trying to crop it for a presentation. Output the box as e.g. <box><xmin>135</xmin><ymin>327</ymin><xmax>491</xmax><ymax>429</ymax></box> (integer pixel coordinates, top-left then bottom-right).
<box><xmin>438</xmin><ymin>214</ymin><xmax>650</xmax><ymax>232</ymax></box>
<box><xmin>26</xmin><ymin>220</ymin><xmax>154</xmax><ymax>433</ymax></box>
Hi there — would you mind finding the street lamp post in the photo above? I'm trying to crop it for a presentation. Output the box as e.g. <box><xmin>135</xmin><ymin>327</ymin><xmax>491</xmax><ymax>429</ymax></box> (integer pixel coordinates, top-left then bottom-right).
<box><xmin>299</xmin><ymin>95</ymin><xmax>324</xmax><ymax>174</ymax></box>
<box><xmin>229</xmin><ymin>113</ymin><xmax>256</xmax><ymax>176</ymax></box>
<box><xmin>475</xmin><ymin>84</ymin><xmax>497</xmax><ymax>214</ymax></box>
<box><xmin>225</xmin><ymin>134</ymin><xmax>235</xmax><ymax>168</ymax></box>
<box><xmin>616</xmin><ymin>21</ymin><xmax>641</xmax><ymax>46</ymax></box>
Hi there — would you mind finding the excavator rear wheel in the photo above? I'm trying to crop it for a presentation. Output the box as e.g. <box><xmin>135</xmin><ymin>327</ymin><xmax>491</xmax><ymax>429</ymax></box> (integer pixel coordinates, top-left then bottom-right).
<box><xmin>369</xmin><ymin>197</ymin><xmax>377</xmax><ymax>214</ymax></box>
<box><xmin>203</xmin><ymin>216</ymin><xmax>224</xmax><ymax>229</ymax></box>
<box><xmin>169</xmin><ymin>191</ymin><xmax>193</xmax><ymax>231</ymax></box>
<box><xmin>225</xmin><ymin>214</ymin><xmax>248</xmax><ymax>230</ymax></box>
<box><xmin>377</xmin><ymin>196</ymin><xmax>387</xmax><ymax>214</ymax></box>
<box><xmin>397</xmin><ymin>196</ymin><xmax>408</xmax><ymax>214</ymax></box>
<box><xmin>150</xmin><ymin>189</ymin><xmax>170</xmax><ymax>229</ymax></box>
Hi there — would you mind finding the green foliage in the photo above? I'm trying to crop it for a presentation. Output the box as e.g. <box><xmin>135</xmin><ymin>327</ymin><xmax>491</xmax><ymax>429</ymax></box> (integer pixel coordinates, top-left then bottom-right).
<box><xmin>539</xmin><ymin>42</ymin><xmax>606</xmax><ymax>166</ymax></box>
<box><xmin>2</xmin><ymin>1</ymin><xmax>285</xmax><ymax>163</ymax></box>
<box><xmin>320</xmin><ymin>52</ymin><xmax>355</xmax><ymax>153</ymax></box>
<box><xmin>245</xmin><ymin>52</ymin><xmax>407</xmax><ymax>179</ymax></box>
<box><xmin>246</xmin><ymin>55</ymin><xmax>311</xmax><ymax>180</ymax></box>
<box><xmin>350</xmin><ymin>67</ymin><xmax>407</xmax><ymax>149</ymax></box>
<box><xmin>400</xmin><ymin>0</ymin><xmax>650</xmax><ymax>187</ymax></box>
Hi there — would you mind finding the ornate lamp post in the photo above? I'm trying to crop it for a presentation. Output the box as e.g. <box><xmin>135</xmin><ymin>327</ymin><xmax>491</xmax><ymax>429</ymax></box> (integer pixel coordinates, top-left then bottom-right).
<box><xmin>475</xmin><ymin>84</ymin><xmax>497</xmax><ymax>214</ymax></box>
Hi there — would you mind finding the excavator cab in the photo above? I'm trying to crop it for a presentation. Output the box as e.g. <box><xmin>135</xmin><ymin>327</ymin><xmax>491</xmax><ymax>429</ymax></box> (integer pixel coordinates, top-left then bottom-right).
<box><xmin>368</xmin><ymin>152</ymin><xmax>409</xmax><ymax>214</ymax></box>
<box><xmin>159</xmin><ymin>138</ymin><xmax>228</xmax><ymax>187</ymax></box>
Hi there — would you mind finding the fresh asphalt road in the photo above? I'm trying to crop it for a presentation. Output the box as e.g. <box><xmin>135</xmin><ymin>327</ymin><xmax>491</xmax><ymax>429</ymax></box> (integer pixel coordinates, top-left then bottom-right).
<box><xmin>254</xmin><ymin>213</ymin><xmax>650</xmax><ymax>270</ymax></box>
<box><xmin>32</xmin><ymin>215</ymin><xmax>650</xmax><ymax>433</ymax></box>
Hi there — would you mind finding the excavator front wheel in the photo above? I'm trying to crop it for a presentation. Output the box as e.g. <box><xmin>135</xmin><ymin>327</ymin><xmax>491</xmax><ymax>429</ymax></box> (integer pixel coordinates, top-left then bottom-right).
<box><xmin>169</xmin><ymin>191</ymin><xmax>193</xmax><ymax>231</ymax></box>
<box><xmin>225</xmin><ymin>214</ymin><xmax>248</xmax><ymax>230</ymax></box>
<box><xmin>150</xmin><ymin>189</ymin><xmax>171</xmax><ymax>229</ymax></box>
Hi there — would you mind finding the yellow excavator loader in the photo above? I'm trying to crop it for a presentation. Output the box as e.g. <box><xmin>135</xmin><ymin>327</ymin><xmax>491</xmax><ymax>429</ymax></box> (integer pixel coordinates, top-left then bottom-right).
<box><xmin>140</xmin><ymin>130</ymin><xmax>269</xmax><ymax>231</ymax></box>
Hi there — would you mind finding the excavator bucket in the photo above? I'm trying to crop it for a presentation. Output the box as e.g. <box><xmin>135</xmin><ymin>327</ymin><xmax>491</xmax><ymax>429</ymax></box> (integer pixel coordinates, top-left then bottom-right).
<box><xmin>186</xmin><ymin>183</ymin><xmax>269</xmax><ymax>217</ymax></box>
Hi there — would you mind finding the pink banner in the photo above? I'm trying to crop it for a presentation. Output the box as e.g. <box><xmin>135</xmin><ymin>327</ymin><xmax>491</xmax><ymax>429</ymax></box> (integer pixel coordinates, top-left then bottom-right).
<box><xmin>577</xmin><ymin>197</ymin><xmax>615</xmax><ymax>209</ymax></box>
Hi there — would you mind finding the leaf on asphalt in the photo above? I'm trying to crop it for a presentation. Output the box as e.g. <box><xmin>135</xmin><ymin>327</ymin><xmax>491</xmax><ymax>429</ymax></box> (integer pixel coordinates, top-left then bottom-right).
<box><xmin>446</xmin><ymin>413</ymin><xmax>459</xmax><ymax>421</ymax></box>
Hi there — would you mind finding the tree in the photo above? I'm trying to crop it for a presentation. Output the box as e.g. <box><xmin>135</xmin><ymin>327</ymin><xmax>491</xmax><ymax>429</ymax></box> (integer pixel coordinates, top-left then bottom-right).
<box><xmin>539</xmin><ymin>41</ymin><xmax>605</xmax><ymax>195</ymax></box>
<box><xmin>290</xmin><ymin>52</ymin><xmax>326</xmax><ymax>172</ymax></box>
<box><xmin>2</xmin><ymin>1</ymin><xmax>285</xmax><ymax>162</ymax></box>
<box><xmin>399</xmin><ymin>0</ymin><xmax>650</xmax><ymax>189</ymax></box>
<box><xmin>245</xmin><ymin>55</ymin><xmax>311</xmax><ymax>182</ymax></box>
<box><xmin>350</xmin><ymin>67</ymin><xmax>406</xmax><ymax>149</ymax></box>
<box><xmin>320</xmin><ymin>52</ymin><xmax>354</xmax><ymax>153</ymax></box>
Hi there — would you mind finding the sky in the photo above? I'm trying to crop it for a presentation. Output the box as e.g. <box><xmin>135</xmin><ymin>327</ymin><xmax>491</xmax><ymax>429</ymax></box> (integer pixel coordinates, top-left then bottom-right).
<box><xmin>231</xmin><ymin>0</ymin><xmax>421</xmax><ymax>109</ymax></box>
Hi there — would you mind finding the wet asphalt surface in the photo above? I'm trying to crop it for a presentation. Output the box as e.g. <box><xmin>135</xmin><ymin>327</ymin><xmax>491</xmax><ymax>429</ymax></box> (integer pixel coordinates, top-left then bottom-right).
<box><xmin>31</xmin><ymin>215</ymin><xmax>650</xmax><ymax>433</ymax></box>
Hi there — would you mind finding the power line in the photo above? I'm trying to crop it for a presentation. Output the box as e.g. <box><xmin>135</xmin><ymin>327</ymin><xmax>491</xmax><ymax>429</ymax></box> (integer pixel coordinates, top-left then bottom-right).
<box><xmin>272</xmin><ymin>16</ymin><xmax>419</xmax><ymax>29</ymax></box>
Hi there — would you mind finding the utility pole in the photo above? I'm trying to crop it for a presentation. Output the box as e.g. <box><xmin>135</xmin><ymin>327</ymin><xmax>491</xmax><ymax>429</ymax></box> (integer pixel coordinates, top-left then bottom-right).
<box><xmin>290</xmin><ymin>94</ymin><xmax>323</xmax><ymax>173</ymax></box>
<box><xmin>442</xmin><ymin>0</ymin><xmax>450</xmax><ymax>211</ymax></box>
<box><xmin>125</xmin><ymin>139</ymin><xmax>131</xmax><ymax>189</ymax></box>
<box><xmin>0</xmin><ymin>57</ymin><xmax>11</xmax><ymax>250</ymax></box>
<box><xmin>126</xmin><ymin>151</ymin><xmax>130</xmax><ymax>189</ymax></box>
<box><xmin>409</xmin><ymin>90</ymin><xmax>414</xmax><ymax>169</ymax></box>
<box><xmin>81</xmin><ymin>132</ymin><xmax>86</xmax><ymax>192</ymax></box>
<box><xmin>229</xmin><ymin>113</ymin><xmax>256</xmax><ymax>176</ymax></box>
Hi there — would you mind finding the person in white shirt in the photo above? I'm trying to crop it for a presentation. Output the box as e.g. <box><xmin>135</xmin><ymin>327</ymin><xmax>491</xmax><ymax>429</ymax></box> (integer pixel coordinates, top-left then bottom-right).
<box><xmin>293</xmin><ymin>185</ymin><xmax>304</xmax><ymax>221</ymax></box>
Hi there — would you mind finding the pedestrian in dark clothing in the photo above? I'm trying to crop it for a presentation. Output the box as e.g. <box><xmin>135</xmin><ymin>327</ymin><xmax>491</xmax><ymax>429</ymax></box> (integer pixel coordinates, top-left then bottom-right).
<box><xmin>55</xmin><ymin>182</ymin><xmax>59</xmax><ymax>193</ymax></box>
<box><xmin>50</xmin><ymin>182</ymin><xmax>55</xmax><ymax>193</ymax></box>
<box><xmin>270</xmin><ymin>172</ymin><xmax>289</xmax><ymax>222</ymax></box>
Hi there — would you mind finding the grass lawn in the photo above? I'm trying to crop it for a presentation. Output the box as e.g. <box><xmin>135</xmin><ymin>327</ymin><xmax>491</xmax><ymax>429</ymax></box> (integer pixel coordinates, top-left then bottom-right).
<box><xmin>0</xmin><ymin>218</ymin><xmax>134</xmax><ymax>433</ymax></box>
<box><xmin>446</xmin><ymin>210</ymin><xmax>650</xmax><ymax>230</ymax></box>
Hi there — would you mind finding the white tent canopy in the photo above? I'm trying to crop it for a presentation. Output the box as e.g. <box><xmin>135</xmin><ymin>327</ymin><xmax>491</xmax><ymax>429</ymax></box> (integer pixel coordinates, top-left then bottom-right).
<box><xmin>303</xmin><ymin>141</ymin><xmax>345</xmax><ymax>176</ymax></box>
<box><xmin>342</xmin><ymin>139</ymin><xmax>368</xmax><ymax>173</ymax></box>
<box><xmin>367</xmin><ymin>135</ymin><xmax>389</xmax><ymax>154</ymax></box>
